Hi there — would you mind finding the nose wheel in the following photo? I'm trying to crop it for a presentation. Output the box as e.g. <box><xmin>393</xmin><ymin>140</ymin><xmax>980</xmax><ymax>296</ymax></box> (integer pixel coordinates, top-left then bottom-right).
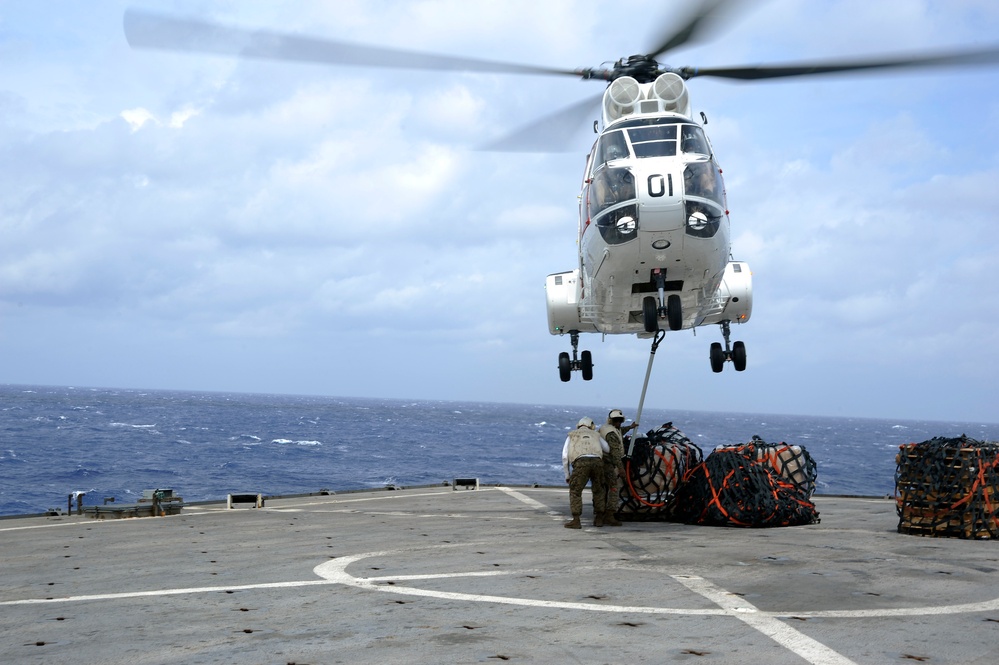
<box><xmin>642</xmin><ymin>270</ymin><xmax>683</xmax><ymax>333</ymax></box>
<box><xmin>558</xmin><ymin>331</ymin><xmax>593</xmax><ymax>382</ymax></box>
<box><xmin>710</xmin><ymin>321</ymin><xmax>747</xmax><ymax>373</ymax></box>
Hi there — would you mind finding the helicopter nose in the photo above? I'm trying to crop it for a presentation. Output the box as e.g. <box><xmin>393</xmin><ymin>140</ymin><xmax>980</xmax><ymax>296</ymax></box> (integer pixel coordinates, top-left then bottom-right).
<box><xmin>639</xmin><ymin>200</ymin><xmax>685</xmax><ymax>232</ymax></box>
<box><xmin>636</xmin><ymin>168</ymin><xmax>685</xmax><ymax>232</ymax></box>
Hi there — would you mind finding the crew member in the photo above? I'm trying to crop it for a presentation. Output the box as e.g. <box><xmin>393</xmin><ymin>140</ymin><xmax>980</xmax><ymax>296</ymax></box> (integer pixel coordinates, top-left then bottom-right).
<box><xmin>598</xmin><ymin>409</ymin><xmax>638</xmax><ymax>526</ymax></box>
<box><xmin>562</xmin><ymin>417</ymin><xmax>610</xmax><ymax>529</ymax></box>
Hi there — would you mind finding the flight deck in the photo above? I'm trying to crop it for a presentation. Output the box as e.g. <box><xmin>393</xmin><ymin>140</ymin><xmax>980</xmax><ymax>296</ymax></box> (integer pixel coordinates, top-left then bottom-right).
<box><xmin>1</xmin><ymin>486</ymin><xmax>997</xmax><ymax>664</ymax></box>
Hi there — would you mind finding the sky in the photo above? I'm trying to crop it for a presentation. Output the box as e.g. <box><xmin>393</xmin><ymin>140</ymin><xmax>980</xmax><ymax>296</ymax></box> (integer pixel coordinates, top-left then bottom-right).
<box><xmin>1</xmin><ymin>0</ymin><xmax>998</xmax><ymax>424</ymax></box>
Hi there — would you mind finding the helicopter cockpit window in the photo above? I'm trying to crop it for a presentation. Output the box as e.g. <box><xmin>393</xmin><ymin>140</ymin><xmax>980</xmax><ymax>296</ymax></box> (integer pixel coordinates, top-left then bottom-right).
<box><xmin>627</xmin><ymin>124</ymin><xmax>677</xmax><ymax>158</ymax></box>
<box><xmin>588</xmin><ymin>165</ymin><xmax>637</xmax><ymax>246</ymax></box>
<box><xmin>680</xmin><ymin>125</ymin><xmax>710</xmax><ymax>155</ymax></box>
<box><xmin>683</xmin><ymin>160</ymin><xmax>723</xmax><ymax>206</ymax></box>
<box><xmin>683</xmin><ymin>201</ymin><xmax>722</xmax><ymax>239</ymax></box>
<box><xmin>595</xmin><ymin>204</ymin><xmax>639</xmax><ymax>246</ymax></box>
<box><xmin>683</xmin><ymin>159</ymin><xmax>726</xmax><ymax>239</ymax></box>
<box><xmin>588</xmin><ymin>166</ymin><xmax>636</xmax><ymax>222</ymax></box>
<box><xmin>592</xmin><ymin>131</ymin><xmax>629</xmax><ymax>172</ymax></box>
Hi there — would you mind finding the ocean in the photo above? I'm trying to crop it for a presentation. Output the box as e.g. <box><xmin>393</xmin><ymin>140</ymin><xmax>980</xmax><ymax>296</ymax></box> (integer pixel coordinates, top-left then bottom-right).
<box><xmin>2</xmin><ymin>384</ymin><xmax>997</xmax><ymax>517</ymax></box>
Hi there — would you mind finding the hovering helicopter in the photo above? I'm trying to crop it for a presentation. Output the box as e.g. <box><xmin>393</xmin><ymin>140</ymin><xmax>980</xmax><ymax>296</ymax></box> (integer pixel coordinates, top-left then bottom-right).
<box><xmin>545</xmin><ymin>61</ymin><xmax>751</xmax><ymax>383</ymax></box>
<box><xmin>123</xmin><ymin>1</ymin><xmax>999</xmax><ymax>383</ymax></box>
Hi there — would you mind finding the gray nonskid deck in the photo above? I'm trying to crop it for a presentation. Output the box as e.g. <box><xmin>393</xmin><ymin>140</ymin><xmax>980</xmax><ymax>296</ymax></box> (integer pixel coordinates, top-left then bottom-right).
<box><xmin>1</xmin><ymin>487</ymin><xmax>997</xmax><ymax>664</ymax></box>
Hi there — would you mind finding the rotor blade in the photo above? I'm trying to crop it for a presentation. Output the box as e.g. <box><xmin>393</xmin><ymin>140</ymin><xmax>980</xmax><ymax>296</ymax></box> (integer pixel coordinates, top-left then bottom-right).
<box><xmin>646</xmin><ymin>0</ymin><xmax>737</xmax><ymax>59</ymax></box>
<box><xmin>677</xmin><ymin>45</ymin><xmax>999</xmax><ymax>80</ymax></box>
<box><xmin>123</xmin><ymin>8</ymin><xmax>581</xmax><ymax>77</ymax></box>
<box><xmin>478</xmin><ymin>93</ymin><xmax>603</xmax><ymax>152</ymax></box>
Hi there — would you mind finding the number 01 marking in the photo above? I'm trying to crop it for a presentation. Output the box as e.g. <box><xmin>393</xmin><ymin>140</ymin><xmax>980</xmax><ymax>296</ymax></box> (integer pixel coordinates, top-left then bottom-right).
<box><xmin>648</xmin><ymin>174</ymin><xmax>672</xmax><ymax>198</ymax></box>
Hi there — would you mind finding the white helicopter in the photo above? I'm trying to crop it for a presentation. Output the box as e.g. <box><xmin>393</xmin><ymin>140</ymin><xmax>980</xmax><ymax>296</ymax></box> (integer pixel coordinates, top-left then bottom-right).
<box><xmin>545</xmin><ymin>65</ymin><xmax>751</xmax><ymax>382</ymax></box>
<box><xmin>123</xmin><ymin>2</ymin><xmax>999</xmax><ymax>383</ymax></box>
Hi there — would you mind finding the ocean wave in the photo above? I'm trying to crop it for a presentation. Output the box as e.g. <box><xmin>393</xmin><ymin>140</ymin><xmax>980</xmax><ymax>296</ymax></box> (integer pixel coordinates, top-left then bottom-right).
<box><xmin>271</xmin><ymin>439</ymin><xmax>322</xmax><ymax>446</ymax></box>
<box><xmin>110</xmin><ymin>422</ymin><xmax>158</xmax><ymax>429</ymax></box>
<box><xmin>60</xmin><ymin>467</ymin><xmax>103</xmax><ymax>480</ymax></box>
<box><xmin>1</xmin><ymin>450</ymin><xmax>24</xmax><ymax>463</ymax></box>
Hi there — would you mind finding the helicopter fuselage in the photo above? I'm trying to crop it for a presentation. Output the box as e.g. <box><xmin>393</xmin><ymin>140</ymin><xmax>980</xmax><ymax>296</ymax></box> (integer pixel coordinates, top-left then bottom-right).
<box><xmin>546</xmin><ymin>74</ymin><xmax>751</xmax><ymax>376</ymax></box>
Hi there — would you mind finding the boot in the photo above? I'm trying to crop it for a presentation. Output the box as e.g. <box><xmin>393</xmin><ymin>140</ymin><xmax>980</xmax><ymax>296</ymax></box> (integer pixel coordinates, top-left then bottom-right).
<box><xmin>603</xmin><ymin>511</ymin><xmax>622</xmax><ymax>527</ymax></box>
<box><xmin>564</xmin><ymin>516</ymin><xmax>581</xmax><ymax>529</ymax></box>
<box><xmin>593</xmin><ymin>514</ymin><xmax>604</xmax><ymax>527</ymax></box>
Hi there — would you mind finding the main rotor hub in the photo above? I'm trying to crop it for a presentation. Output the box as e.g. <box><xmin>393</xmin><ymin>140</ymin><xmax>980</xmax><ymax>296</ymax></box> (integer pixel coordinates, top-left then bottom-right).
<box><xmin>612</xmin><ymin>55</ymin><xmax>662</xmax><ymax>83</ymax></box>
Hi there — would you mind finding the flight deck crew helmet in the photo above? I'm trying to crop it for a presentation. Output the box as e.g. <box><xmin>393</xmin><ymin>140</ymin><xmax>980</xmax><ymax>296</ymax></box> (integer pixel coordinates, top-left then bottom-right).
<box><xmin>608</xmin><ymin>409</ymin><xmax>625</xmax><ymax>421</ymax></box>
<box><xmin>577</xmin><ymin>417</ymin><xmax>595</xmax><ymax>429</ymax></box>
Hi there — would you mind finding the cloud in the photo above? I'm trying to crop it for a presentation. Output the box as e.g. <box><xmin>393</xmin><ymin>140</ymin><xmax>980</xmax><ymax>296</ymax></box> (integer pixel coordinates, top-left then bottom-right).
<box><xmin>120</xmin><ymin>105</ymin><xmax>202</xmax><ymax>132</ymax></box>
<box><xmin>1</xmin><ymin>0</ymin><xmax>997</xmax><ymax>422</ymax></box>
<box><xmin>121</xmin><ymin>107</ymin><xmax>156</xmax><ymax>131</ymax></box>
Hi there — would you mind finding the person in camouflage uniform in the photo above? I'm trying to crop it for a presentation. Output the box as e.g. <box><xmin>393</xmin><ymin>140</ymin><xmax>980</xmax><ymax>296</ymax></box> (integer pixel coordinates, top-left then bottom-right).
<box><xmin>598</xmin><ymin>409</ymin><xmax>636</xmax><ymax>526</ymax></box>
<box><xmin>562</xmin><ymin>417</ymin><xmax>610</xmax><ymax>529</ymax></box>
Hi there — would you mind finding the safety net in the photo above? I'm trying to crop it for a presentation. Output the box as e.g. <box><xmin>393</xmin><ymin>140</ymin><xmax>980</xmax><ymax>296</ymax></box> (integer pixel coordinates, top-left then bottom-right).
<box><xmin>671</xmin><ymin>436</ymin><xmax>820</xmax><ymax>527</ymax></box>
<box><xmin>617</xmin><ymin>422</ymin><xmax>703</xmax><ymax>520</ymax></box>
<box><xmin>896</xmin><ymin>436</ymin><xmax>999</xmax><ymax>539</ymax></box>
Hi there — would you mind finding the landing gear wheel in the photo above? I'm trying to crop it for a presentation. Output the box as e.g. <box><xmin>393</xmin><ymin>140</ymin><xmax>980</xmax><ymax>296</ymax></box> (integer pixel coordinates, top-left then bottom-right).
<box><xmin>667</xmin><ymin>294</ymin><xmax>683</xmax><ymax>331</ymax></box>
<box><xmin>558</xmin><ymin>352</ymin><xmax>571</xmax><ymax>382</ymax></box>
<box><xmin>709</xmin><ymin>342</ymin><xmax>725</xmax><ymax>373</ymax></box>
<box><xmin>732</xmin><ymin>341</ymin><xmax>747</xmax><ymax>372</ymax></box>
<box><xmin>642</xmin><ymin>296</ymin><xmax>658</xmax><ymax>333</ymax></box>
<box><xmin>581</xmin><ymin>350</ymin><xmax>593</xmax><ymax>381</ymax></box>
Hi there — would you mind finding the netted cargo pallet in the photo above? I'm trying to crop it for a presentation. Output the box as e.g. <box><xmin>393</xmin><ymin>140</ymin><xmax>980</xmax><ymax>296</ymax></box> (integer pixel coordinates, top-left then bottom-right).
<box><xmin>896</xmin><ymin>436</ymin><xmax>999</xmax><ymax>540</ymax></box>
<box><xmin>752</xmin><ymin>438</ymin><xmax>818</xmax><ymax>499</ymax></box>
<box><xmin>616</xmin><ymin>422</ymin><xmax>702</xmax><ymax>520</ymax></box>
<box><xmin>672</xmin><ymin>437</ymin><xmax>820</xmax><ymax>528</ymax></box>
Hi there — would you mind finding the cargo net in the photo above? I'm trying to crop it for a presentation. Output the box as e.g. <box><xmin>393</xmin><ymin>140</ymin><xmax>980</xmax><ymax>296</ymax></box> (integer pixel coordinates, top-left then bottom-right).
<box><xmin>617</xmin><ymin>422</ymin><xmax>703</xmax><ymax>520</ymax></box>
<box><xmin>671</xmin><ymin>436</ymin><xmax>820</xmax><ymax>528</ymax></box>
<box><xmin>896</xmin><ymin>436</ymin><xmax>999</xmax><ymax>540</ymax></box>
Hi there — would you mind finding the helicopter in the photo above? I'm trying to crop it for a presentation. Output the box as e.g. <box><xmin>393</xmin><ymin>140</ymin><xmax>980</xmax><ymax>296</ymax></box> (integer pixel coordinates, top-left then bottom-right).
<box><xmin>545</xmin><ymin>62</ymin><xmax>751</xmax><ymax>382</ymax></box>
<box><xmin>123</xmin><ymin>1</ymin><xmax>999</xmax><ymax>383</ymax></box>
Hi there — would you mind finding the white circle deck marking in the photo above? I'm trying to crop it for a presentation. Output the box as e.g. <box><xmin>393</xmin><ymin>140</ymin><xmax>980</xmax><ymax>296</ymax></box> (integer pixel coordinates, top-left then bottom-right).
<box><xmin>310</xmin><ymin>547</ymin><xmax>999</xmax><ymax>618</ymax></box>
<box><xmin>6</xmin><ymin>544</ymin><xmax>999</xmax><ymax>665</ymax></box>
<box><xmin>312</xmin><ymin>551</ymin><xmax>723</xmax><ymax>615</ymax></box>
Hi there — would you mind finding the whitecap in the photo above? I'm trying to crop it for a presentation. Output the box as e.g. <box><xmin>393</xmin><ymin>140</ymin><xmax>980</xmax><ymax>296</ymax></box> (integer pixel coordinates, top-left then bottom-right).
<box><xmin>295</xmin><ymin>440</ymin><xmax>322</xmax><ymax>446</ymax></box>
<box><xmin>272</xmin><ymin>439</ymin><xmax>294</xmax><ymax>444</ymax></box>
